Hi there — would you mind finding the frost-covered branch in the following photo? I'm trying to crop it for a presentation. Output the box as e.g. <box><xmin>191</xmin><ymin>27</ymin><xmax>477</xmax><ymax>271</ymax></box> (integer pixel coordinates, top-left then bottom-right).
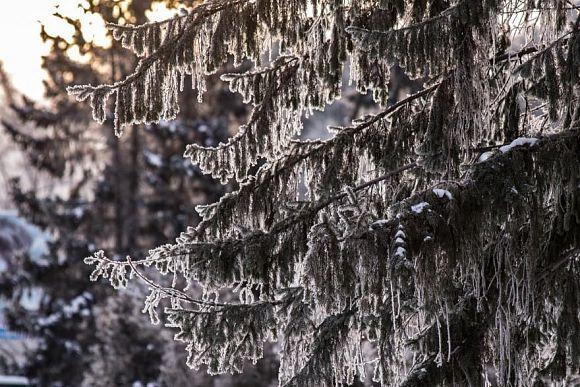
<box><xmin>190</xmin><ymin>82</ymin><xmax>440</xmax><ymax>239</ymax></box>
<box><xmin>166</xmin><ymin>301</ymin><xmax>276</xmax><ymax>374</ymax></box>
<box><xmin>282</xmin><ymin>306</ymin><xmax>363</xmax><ymax>387</ymax></box>
<box><xmin>69</xmin><ymin>0</ymin><xmax>580</xmax><ymax>385</ymax></box>
<box><xmin>184</xmin><ymin>56</ymin><xmax>301</xmax><ymax>182</ymax></box>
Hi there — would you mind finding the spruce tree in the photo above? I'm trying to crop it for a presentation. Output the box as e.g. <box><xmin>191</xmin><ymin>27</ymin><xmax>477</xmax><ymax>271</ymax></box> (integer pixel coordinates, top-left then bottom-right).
<box><xmin>71</xmin><ymin>1</ymin><xmax>580</xmax><ymax>385</ymax></box>
<box><xmin>0</xmin><ymin>0</ymin><xmax>264</xmax><ymax>385</ymax></box>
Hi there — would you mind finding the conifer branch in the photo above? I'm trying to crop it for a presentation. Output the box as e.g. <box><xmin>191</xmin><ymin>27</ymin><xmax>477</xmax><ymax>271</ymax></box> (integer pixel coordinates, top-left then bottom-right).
<box><xmin>513</xmin><ymin>31</ymin><xmax>573</xmax><ymax>75</ymax></box>
<box><xmin>192</xmin><ymin>82</ymin><xmax>441</xmax><ymax>236</ymax></box>
<box><xmin>346</xmin><ymin>2</ymin><xmax>463</xmax><ymax>37</ymax></box>
<box><xmin>67</xmin><ymin>1</ymin><xmax>580</xmax><ymax>384</ymax></box>
<box><xmin>270</xmin><ymin>162</ymin><xmax>417</xmax><ymax>234</ymax></box>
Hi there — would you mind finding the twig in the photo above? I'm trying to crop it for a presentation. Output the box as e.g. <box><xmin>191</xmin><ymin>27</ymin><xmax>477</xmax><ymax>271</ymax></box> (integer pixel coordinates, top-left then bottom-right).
<box><xmin>269</xmin><ymin>162</ymin><xmax>417</xmax><ymax>234</ymax></box>
<box><xmin>346</xmin><ymin>2</ymin><xmax>462</xmax><ymax>36</ymax></box>
<box><xmin>126</xmin><ymin>256</ymin><xmax>228</xmax><ymax>308</ymax></box>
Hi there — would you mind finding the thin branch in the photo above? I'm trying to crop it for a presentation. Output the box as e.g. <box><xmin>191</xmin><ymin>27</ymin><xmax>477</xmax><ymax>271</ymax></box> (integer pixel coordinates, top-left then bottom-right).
<box><xmin>68</xmin><ymin>0</ymin><xmax>252</xmax><ymax>95</ymax></box>
<box><xmin>126</xmin><ymin>256</ymin><xmax>228</xmax><ymax>308</ymax></box>
<box><xmin>346</xmin><ymin>2</ymin><xmax>462</xmax><ymax>36</ymax></box>
<box><xmin>185</xmin><ymin>57</ymin><xmax>300</xmax><ymax>154</ymax></box>
<box><xmin>513</xmin><ymin>31</ymin><xmax>573</xmax><ymax>74</ymax></box>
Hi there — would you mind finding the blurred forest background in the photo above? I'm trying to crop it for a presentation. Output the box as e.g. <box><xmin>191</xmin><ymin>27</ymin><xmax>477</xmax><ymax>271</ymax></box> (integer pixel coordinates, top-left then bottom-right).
<box><xmin>0</xmin><ymin>1</ymin><xmax>407</xmax><ymax>385</ymax></box>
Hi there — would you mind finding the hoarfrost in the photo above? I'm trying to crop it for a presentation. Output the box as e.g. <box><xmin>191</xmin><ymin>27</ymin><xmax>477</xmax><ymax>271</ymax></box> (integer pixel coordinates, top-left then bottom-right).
<box><xmin>68</xmin><ymin>1</ymin><xmax>580</xmax><ymax>386</ymax></box>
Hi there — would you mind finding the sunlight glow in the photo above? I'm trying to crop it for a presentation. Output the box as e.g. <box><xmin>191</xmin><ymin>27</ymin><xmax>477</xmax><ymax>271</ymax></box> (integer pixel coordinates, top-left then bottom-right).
<box><xmin>146</xmin><ymin>2</ymin><xmax>178</xmax><ymax>22</ymax></box>
<box><xmin>0</xmin><ymin>1</ymin><xmax>174</xmax><ymax>102</ymax></box>
<box><xmin>0</xmin><ymin>1</ymin><xmax>58</xmax><ymax>101</ymax></box>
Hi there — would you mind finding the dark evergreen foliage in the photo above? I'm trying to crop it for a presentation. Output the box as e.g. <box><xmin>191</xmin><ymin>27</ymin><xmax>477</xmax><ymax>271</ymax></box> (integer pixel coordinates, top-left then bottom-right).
<box><xmin>68</xmin><ymin>0</ymin><xmax>580</xmax><ymax>385</ymax></box>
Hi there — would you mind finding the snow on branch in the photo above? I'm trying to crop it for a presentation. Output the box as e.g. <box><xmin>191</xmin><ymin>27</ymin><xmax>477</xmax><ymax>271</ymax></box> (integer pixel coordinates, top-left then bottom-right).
<box><xmin>370</xmin><ymin>129</ymin><xmax>580</xmax><ymax>384</ymax></box>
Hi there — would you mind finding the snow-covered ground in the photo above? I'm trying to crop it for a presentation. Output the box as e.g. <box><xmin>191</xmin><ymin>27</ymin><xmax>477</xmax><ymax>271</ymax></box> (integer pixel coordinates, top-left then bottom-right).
<box><xmin>0</xmin><ymin>211</ymin><xmax>47</xmax><ymax>368</ymax></box>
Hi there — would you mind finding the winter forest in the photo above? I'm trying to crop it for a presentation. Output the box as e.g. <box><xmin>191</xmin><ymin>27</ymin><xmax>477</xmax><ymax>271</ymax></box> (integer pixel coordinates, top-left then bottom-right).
<box><xmin>0</xmin><ymin>0</ymin><xmax>579</xmax><ymax>386</ymax></box>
